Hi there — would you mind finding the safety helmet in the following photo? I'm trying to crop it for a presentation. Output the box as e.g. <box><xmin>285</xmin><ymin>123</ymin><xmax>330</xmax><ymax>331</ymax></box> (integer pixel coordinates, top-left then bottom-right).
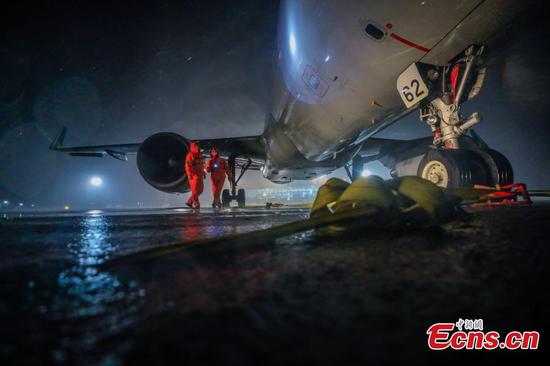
<box><xmin>190</xmin><ymin>142</ymin><xmax>200</xmax><ymax>154</ymax></box>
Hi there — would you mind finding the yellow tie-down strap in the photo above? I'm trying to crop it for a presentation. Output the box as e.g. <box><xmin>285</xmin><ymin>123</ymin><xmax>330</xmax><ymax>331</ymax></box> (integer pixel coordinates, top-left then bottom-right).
<box><xmin>104</xmin><ymin>176</ymin><xmax>549</xmax><ymax>267</ymax></box>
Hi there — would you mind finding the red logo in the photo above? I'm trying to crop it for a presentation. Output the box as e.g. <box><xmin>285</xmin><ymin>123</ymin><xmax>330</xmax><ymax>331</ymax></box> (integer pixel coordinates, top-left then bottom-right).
<box><xmin>427</xmin><ymin>319</ymin><xmax>540</xmax><ymax>350</ymax></box>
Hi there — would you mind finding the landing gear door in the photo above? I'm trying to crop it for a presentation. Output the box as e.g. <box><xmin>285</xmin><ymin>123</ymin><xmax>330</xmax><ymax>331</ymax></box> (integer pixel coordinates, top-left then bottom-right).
<box><xmin>397</xmin><ymin>63</ymin><xmax>429</xmax><ymax>109</ymax></box>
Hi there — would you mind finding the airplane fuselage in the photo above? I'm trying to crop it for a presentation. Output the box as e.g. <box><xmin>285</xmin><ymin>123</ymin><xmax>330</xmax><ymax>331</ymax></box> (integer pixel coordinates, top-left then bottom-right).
<box><xmin>261</xmin><ymin>0</ymin><xmax>526</xmax><ymax>183</ymax></box>
<box><xmin>51</xmin><ymin>0</ymin><xmax>531</xmax><ymax>196</ymax></box>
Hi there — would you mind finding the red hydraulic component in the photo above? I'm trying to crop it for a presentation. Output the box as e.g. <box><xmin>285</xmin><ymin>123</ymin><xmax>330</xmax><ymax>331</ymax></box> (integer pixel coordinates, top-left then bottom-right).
<box><xmin>468</xmin><ymin>183</ymin><xmax>532</xmax><ymax>208</ymax></box>
<box><xmin>450</xmin><ymin>65</ymin><xmax>460</xmax><ymax>102</ymax></box>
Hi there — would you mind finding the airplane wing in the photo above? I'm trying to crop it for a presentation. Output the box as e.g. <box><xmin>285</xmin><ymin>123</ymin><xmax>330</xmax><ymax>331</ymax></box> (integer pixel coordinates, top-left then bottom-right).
<box><xmin>49</xmin><ymin>126</ymin><xmax>266</xmax><ymax>169</ymax></box>
<box><xmin>49</xmin><ymin>127</ymin><xmax>141</xmax><ymax>161</ymax></box>
<box><xmin>194</xmin><ymin>135</ymin><xmax>266</xmax><ymax>171</ymax></box>
<box><xmin>358</xmin><ymin>136</ymin><xmax>433</xmax><ymax>166</ymax></box>
<box><xmin>358</xmin><ymin>136</ymin><xmax>433</xmax><ymax>161</ymax></box>
<box><xmin>359</xmin><ymin>131</ymin><xmax>488</xmax><ymax>168</ymax></box>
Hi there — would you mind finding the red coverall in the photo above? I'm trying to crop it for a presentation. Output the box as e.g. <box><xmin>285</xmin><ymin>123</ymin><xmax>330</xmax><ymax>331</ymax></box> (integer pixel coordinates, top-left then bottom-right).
<box><xmin>206</xmin><ymin>148</ymin><xmax>232</xmax><ymax>208</ymax></box>
<box><xmin>185</xmin><ymin>142</ymin><xmax>204</xmax><ymax>208</ymax></box>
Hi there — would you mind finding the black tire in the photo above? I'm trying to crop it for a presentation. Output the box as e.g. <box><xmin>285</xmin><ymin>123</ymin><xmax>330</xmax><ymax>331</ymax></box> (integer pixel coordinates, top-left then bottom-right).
<box><xmin>475</xmin><ymin>149</ymin><xmax>514</xmax><ymax>186</ymax></box>
<box><xmin>463</xmin><ymin>150</ymin><xmax>490</xmax><ymax>186</ymax></box>
<box><xmin>237</xmin><ymin>189</ymin><xmax>246</xmax><ymax>208</ymax></box>
<box><xmin>417</xmin><ymin>149</ymin><xmax>473</xmax><ymax>188</ymax></box>
<box><xmin>222</xmin><ymin>189</ymin><xmax>231</xmax><ymax>208</ymax></box>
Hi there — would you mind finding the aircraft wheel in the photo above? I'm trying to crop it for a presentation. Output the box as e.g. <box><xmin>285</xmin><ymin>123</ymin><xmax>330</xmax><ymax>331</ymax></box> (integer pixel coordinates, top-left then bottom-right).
<box><xmin>475</xmin><ymin>149</ymin><xmax>514</xmax><ymax>186</ymax></box>
<box><xmin>463</xmin><ymin>150</ymin><xmax>491</xmax><ymax>186</ymax></box>
<box><xmin>237</xmin><ymin>189</ymin><xmax>246</xmax><ymax>208</ymax></box>
<box><xmin>417</xmin><ymin>149</ymin><xmax>473</xmax><ymax>188</ymax></box>
<box><xmin>222</xmin><ymin>189</ymin><xmax>231</xmax><ymax>208</ymax></box>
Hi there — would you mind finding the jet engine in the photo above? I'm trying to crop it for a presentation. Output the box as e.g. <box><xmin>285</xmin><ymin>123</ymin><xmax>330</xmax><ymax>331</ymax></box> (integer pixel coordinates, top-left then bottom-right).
<box><xmin>137</xmin><ymin>132</ymin><xmax>190</xmax><ymax>193</ymax></box>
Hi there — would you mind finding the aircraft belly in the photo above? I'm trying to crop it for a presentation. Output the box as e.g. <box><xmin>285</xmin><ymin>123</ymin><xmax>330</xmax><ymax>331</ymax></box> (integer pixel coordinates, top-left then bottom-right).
<box><xmin>275</xmin><ymin>0</ymin><xmax>483</xmax><ymax>161</ymax></box>
<box><xmin>262</xmin><ymin>122</ymin><xmax>350</xmax><ymax>182</ymax></box>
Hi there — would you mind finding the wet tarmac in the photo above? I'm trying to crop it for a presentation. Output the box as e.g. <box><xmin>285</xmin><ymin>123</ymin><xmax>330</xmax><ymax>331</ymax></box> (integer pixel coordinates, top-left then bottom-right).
<box><xmin>1</xmin><ymin>206</ymin><xmax>549</xmax><ymax>365</ymax></box>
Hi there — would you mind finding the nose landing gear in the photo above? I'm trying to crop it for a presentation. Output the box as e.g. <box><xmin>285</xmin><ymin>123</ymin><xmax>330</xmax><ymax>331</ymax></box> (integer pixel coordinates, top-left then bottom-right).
<box><xmin>221</xmin><ymin>188</ymin><xmax>246</xmax><ymax>208</ymax></box>
<box><xmin>415</xmin><ymin>45</ymin><xmax>514</xmax><ymax>188</ymax></box>
<box><xmin>221</xmin><ymin>154</ymin><xmax>251</xmax><ymax>208</ymax></box>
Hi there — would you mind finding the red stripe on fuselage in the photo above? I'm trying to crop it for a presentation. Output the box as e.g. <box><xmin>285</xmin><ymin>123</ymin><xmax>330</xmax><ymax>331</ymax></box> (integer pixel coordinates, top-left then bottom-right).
<box><xmin>389</xmin><ymin>32</ymin><xmax>430</xmax><ymax>53</ymax></box>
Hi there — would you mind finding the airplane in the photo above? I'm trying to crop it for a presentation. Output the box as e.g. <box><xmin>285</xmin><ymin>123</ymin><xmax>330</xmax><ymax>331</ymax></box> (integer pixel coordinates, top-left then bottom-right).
<box><xmin>51</xmin><ymin>0</ymin><xmax>530</xmax><ymax>207</ymax></box>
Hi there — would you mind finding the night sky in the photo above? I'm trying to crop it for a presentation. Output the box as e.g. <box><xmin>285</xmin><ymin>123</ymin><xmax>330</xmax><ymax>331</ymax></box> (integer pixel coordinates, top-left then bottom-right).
<box><xmin>1</xmin><ymin>0</ymin><xmax>549</xmax><ymax>209</ymax></box>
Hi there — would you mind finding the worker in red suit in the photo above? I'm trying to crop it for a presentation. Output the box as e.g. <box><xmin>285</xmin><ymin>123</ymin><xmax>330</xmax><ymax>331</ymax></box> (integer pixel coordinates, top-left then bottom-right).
<box><xmin>206</xmin><ymin>147</ymin><xmax>232</xmax><ymax>208</ymax></box>
<box><xmin>185</xmin><ymin>141</ymin><xmax>204</xmax><ymax>208</ymax></box>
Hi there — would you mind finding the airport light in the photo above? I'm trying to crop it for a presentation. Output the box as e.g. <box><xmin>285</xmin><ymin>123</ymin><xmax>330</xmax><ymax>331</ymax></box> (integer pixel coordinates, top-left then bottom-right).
<box><xmin>90</xmin><ymin>176</ymin><xmax>103</xmax><ymax>187</ymax></box>
<box><xmin>361</xmin><ymin>169</ymin><xmax>371</xmax><ymax>177</ymax></box>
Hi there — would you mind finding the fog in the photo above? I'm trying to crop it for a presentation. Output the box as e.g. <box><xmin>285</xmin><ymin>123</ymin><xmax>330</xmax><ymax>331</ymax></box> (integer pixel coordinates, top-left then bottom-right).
<box><xmin>1</xmin><ymin>0</ymin><xmax>548</xmax><ymax>210</ymax></box>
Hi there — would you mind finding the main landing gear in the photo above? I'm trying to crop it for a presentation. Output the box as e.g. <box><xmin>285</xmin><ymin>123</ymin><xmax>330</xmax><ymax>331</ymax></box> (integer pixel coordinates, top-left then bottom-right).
<box><xmin>417</xmin><ymin>147</ymin><xmax>513</xmax><ymax>188</ymax></box>
<box><xmin>416</xmin><ymin>45</ymin><xmax>513</xmax><ymax>188</ymax></box>
<box><xmin>222</xmin><ymin>154</ymin><xmax>252</xmax><ymax>208</ymax></box>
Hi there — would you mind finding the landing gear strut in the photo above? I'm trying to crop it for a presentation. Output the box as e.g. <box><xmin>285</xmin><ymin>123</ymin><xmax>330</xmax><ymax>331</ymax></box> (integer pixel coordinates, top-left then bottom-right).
<box><xmin>416</xmin><ymin>45</ymin><xmax>513</xmax><ymax>188</ymax></box>
<box><xmin>221</xmin><ymin>154</ymin><xmax>251</xmax><ymax>208</ymax></box>
<box><xmin>344</xmin><ymin>156</ymin><xmax>365</xmax><ymax>181</ymax></box>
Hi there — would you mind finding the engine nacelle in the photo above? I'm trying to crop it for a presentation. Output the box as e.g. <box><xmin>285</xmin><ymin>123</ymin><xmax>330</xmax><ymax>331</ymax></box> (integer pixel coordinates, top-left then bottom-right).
<box><xmin>137</xmin><ymin>132</ymin><xmax>190</xmax><ymax>193</ymax></box>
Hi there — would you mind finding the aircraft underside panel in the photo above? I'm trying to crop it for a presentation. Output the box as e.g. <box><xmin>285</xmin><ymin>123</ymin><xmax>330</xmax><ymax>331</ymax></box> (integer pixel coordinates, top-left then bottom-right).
<box><xmin>272</xmin><ymin>0</ymin><xmax>484</xmax><ymax>162</ymax></box>
<box><xmin>420</xmin><ymin>0</ymin><xmax>532</xmax><ymax>66</ymax></box>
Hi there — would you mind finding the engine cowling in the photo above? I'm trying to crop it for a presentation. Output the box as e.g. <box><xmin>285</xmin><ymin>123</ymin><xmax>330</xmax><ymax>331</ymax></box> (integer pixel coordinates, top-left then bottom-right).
<box><xmin>137</xmin><ymin>132</ymin><xmax>190</xmax><ymax>193</ymax></box>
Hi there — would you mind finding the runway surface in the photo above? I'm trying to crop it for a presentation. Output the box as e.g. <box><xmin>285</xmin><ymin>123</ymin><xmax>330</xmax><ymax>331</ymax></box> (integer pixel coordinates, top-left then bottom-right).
<box><xmin>1</xmin><ymin>206</ymin><xmax>549</xmax><ymax>364</ymax></box>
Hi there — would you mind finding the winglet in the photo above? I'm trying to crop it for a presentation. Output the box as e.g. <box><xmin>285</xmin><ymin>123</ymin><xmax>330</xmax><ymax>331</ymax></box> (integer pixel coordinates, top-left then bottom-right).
<box><xmin>49</xmin><ymin>126</ymin><xmax>67</xmax><ymax>150</ymax></box>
